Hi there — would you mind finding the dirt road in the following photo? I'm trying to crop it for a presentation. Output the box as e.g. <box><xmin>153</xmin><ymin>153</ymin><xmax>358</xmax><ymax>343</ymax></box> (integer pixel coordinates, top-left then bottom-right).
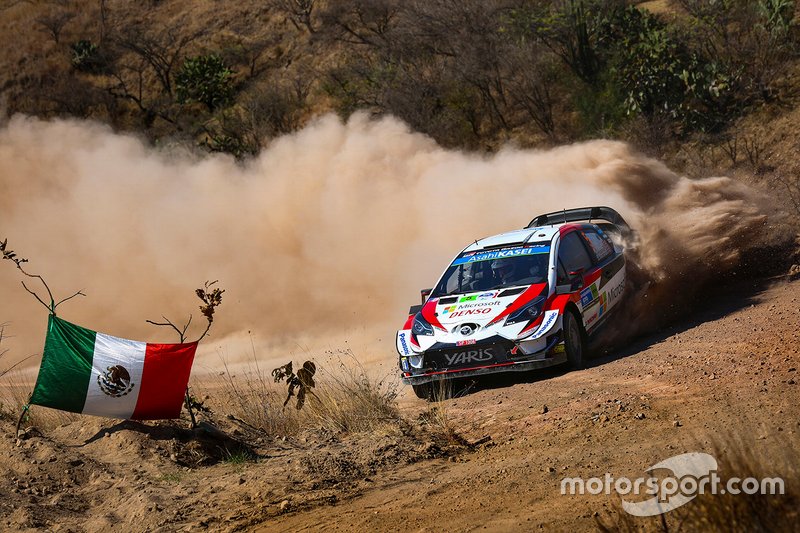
<box><xmin>1</xmin><ymin>277</ymin><xmax>798</xmax><ymax>532</ymax></box>
<box><xmin>266</xmin><ymin>277</ymin><xmax>800</xmax><ymax>531</ymax></box>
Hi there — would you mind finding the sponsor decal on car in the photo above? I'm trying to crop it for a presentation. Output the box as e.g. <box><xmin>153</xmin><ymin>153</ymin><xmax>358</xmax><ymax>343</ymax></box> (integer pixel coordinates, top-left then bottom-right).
<box><xmin>442</xmin><ymin>305</ymin><xmax>458</xmax><ymax>314</ymax></box>
<box><xmin>478</xmin><ymin>291</ymin><xmax>498</xmax><ymax>299</ymax></box>
<box><xmin>598</xmin><ymin>292</ymin><xmax>608</xmax><ymax>317</ymax></box>
<box><xmin>527</xmin><ymin>310</ymin><xmax>559</xmax><ymax>340</ymax></box>
<box><xmin>456</xmin><ymin>339</ymin><xmax>477</xmax><ymax>346</ymax></box>
<box><xmin>609</xmin><ymin>278</ymin><xmax>626</xmax><ymax>300</ymax></box>
<box><xmin>449</xmin><ymin>308</ymin><xmax>493</xmax><ymax>318</ymax></box>
<box><xmin>398</xmin><ymin>332</ymin><xmax>412</xmax><ymax>355</ymax></box>
<box><xmin>459</xmin><ymin>294</ymin><xmax>478</xmax><ymax>302</ymax></box>
<box><xmin>580</xmin><ymin>284</ymin><xmax>599</xmax><ymax>306</ymax></box>
<box><xmin>444</xmin><ymin>347</ymin><xmax>495</xmax><ymax>366</ymax></box>
<box><xmin>451</xmin><ymin>245</ymin><xmax>550</xmax><ymax>266</ymax></box>
<box><xmin>456</xmin><ymin>301</ymin><xmax>502</xmax><ymax>309</ymax></box>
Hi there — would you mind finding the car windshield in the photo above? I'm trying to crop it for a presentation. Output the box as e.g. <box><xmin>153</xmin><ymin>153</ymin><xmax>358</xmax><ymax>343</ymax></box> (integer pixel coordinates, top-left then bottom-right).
<box><xmin>431</xmin><ymin>243</ymin><xmax>550</xmax><ymax>297</ymax></box>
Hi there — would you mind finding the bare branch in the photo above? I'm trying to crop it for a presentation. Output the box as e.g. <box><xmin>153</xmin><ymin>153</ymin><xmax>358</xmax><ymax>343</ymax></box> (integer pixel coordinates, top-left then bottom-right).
<box><xmin>0</xmin><ymin>353</ymin><xmax>38</xmax><ymax>380</ymax></box>
<box><xmin>20</xmin><ymin>280</ymin><xmax>52</xmax><ymax>311</ymax></box>
<box><xmin>145</xmin><ymin>315</ymin><xmax>189</xmax><ymax>343</ymax></box>
<box><xmin>35</xmin><ymin>9</ymin><xmax>75</xmax><ymax>44</ymax></box>
<box><xmin>2</xmin><ymin>239</ymin><xmax>84</xmax><ymax>315</ymax></box>
<box><xmin>55</xmin><ymin>290</ymin><xmax>86</xmax><ymax>307</ymax></box>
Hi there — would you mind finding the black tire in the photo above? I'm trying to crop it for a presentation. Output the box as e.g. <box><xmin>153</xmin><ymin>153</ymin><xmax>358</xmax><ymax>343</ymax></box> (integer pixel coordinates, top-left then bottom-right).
<box><xmin>412</xmin><ymin>382</ymin><xmax>433</xmax><ymax>400</ymax></box>
<box><xmin>563</xmin><ymin>310</ymin><xmax>586</xmax><ymax>369</ymax></box>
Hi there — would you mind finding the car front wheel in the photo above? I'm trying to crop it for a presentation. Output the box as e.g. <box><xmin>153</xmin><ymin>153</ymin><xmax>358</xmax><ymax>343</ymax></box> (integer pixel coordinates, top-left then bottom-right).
<box><xmin>563</xmin><ymin>310</ymin><xmax>586</xmax><ymax>369</ymax></box>
<box><xmin>412</xmin><ymin>382</ymin><xmax>433</xmax><ymax>400</ymax></box>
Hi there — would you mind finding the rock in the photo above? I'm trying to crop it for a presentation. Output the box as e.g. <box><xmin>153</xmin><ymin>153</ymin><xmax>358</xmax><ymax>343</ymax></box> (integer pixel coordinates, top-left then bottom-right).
<box><xmin>540</xmin><ymin>405</ymin><xmax>549</xmax><ymax>414</ymax></box>
<box><xmin>673</xmin><ymin>420</ymin><xmax>682</xmax><ymax>427</ymax></box>
<box><xmin>634</xmin><ymin>413</ymin><xmax>646</xmax><ymax>420</ymax></box>
<box><xmin>788</xmin><ymin>264</ymin><xmax>800</xmax><ymax>281</ymax></box>
<box><xmin>279</xmin><ymin>500</ymin><xmax>290</xmax><ymax>512</ymax></box>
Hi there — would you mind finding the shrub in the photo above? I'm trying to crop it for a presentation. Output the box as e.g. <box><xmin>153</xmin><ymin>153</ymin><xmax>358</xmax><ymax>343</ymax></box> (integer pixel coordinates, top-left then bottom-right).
<box><xmin>175</xmin><ymin>54</ymin><xmax>234</xmax><ymax>112</ymax></box>
<box><xmin>70</xmin><ymin>40</ymin><xmax>107</xmax><ymax>74</ymax></box>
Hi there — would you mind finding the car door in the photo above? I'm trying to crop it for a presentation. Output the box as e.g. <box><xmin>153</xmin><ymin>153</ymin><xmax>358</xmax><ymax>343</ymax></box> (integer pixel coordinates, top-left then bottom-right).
<box><xmin>556</xmin><ymin>230</ymin><xmax>598</xmax><ymax>328</ymax></box>
<box><xmin>579</xmin><ymin>226</ymin><xmax>626</xmax><ymax>324</ymax></box>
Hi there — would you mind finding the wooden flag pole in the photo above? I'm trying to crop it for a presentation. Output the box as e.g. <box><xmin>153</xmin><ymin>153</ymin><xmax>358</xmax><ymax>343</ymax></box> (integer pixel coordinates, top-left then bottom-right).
<box><xmin>15</xmin><ymin>403</ymin><xmax>29</xmax><ymax>441</ymax></box>
<box><xmin>184</xmin><ymin>388</ymin><xmax>197</xmax><ymax>429</ymax></box>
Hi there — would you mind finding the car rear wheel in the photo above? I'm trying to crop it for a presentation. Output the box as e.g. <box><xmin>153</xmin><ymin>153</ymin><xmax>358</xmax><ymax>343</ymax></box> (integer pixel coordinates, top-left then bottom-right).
<box><xmin>412</xmin><ymin>382</ymin><xmax>433</xmax><ymax>400</ymax></box>
<box><xmin>564</xmin><ymin>310</ymin><xmax>586</xmax><ymax>369</ymax></box>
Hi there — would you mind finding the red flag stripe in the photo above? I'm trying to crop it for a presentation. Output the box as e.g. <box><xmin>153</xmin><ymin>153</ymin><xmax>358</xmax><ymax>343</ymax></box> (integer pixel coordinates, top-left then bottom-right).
<box><xmin>131</xmin><ymin>342</ymin><xmax>198</xmax><ymax>420</ymax></box>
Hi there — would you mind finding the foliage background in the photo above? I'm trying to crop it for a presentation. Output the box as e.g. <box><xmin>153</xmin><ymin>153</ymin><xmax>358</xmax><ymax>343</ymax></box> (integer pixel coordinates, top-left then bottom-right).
<box><xmin>1</xmin><ymin>0</ymin><xmax>799</xmax><ymax>216</ymax></box>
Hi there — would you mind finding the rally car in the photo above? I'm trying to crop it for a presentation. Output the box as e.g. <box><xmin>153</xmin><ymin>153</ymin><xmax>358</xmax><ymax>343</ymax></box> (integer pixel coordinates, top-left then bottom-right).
<box><xmin>396</xmin><ymin>206</ymin><xmax>630</xmax><ymax>399</ymax></box>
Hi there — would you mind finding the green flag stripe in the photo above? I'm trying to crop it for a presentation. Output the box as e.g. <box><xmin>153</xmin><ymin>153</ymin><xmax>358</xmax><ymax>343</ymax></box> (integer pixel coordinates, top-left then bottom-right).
<box><xmin>30</xmin><ymin>315</ymin><xmax>96</xmax><ymax>413</ymax></box>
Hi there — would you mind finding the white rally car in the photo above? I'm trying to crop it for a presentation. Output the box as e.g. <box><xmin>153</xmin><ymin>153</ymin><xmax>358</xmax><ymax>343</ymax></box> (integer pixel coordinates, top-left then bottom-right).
<box><xmin>396</xmin><ymin>207</ymin><xmax>630</xmax><ymax>398</ymax></box>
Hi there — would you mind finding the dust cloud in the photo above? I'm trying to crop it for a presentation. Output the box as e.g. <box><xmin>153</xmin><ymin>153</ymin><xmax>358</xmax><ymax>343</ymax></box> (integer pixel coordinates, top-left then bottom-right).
<box><xmin>0</xmin><ymin>113</ymin><xmax>789</xmax><ymax>371</ymax></box>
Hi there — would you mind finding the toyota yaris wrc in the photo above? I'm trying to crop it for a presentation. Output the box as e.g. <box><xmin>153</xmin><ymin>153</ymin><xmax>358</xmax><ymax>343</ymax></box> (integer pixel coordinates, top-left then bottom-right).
<box><xmin>396</xmin><ymin>206</ymin><xmax>630</xmax><ymax>399</ymax></box>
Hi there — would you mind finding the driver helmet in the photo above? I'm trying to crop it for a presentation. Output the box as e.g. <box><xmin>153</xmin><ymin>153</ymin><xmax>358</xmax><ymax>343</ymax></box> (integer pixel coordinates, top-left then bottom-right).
<box><xmin>491</xmin><ymin>258</ymin><xmax>516</xmax><ymax>280</ymax></box>
<box><xmin>529</xmin><ymin>257</ymin><xmax>546</xmax><ymax>278</ymax></box>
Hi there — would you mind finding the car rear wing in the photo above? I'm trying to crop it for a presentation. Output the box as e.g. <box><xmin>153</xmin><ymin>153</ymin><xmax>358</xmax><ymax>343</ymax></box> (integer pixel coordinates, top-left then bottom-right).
<box><xmin>526</xmin><ymin>206</ymin><xmax>631</xmax><ymax>235</ymax></box>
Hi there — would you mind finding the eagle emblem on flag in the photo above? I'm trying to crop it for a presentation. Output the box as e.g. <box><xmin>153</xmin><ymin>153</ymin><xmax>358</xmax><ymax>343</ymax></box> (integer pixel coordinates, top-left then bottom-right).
<box><xmin>98</xmin><ymin>365</ymin><xmax>135</xmax><ymax>397</ymax></box>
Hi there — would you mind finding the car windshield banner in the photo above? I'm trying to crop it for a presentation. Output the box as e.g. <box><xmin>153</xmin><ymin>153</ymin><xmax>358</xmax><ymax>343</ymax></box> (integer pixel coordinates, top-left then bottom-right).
<box><xmin>452</xmin><ymin>245</ymin><xmax>550</xmax><ymax>266</ymax></box>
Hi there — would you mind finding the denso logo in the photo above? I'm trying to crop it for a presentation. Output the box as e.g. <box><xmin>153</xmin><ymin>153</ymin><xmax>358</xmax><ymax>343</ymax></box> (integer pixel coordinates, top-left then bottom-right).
<box><xmin>449</xmin><ymin>308</ymin><xmax>493</xmax><ymax>318</ymax></box>
<box><xmin>444</xmin><ymin>348</ymin><xmax>495</xmax><ymax>366</ymax></box>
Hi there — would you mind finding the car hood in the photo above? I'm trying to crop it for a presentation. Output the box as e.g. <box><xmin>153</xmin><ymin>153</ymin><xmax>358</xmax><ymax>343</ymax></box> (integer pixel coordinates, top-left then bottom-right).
<box><xmin>425</xmin><ymin>283</ymin><xmax>548</xmax><ymax>332</ymax></box>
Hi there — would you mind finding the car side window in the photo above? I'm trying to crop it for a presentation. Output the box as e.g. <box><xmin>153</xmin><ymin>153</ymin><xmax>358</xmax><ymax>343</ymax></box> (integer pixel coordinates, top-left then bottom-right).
<box><xmin>581</xmin><ymin>228</ymin><xmax>614</xmax><ymax>263</ymax></box>
<box><xmin>557</xmin><ymin>260</ymin><xmax>569</xmax><ymax>285</ymax></box>
<box><xmin>558</xmin><ymin>231</ymin><xmax>593</xmax><ymax>274</ymax></box>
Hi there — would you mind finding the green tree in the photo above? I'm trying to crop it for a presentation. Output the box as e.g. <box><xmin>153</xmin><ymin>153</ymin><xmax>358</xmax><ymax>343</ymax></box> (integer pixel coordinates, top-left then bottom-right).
<box><xmin>175</xmin><ymin>54</ymin><xmax>234</xmax><ymax>112</ymax></box>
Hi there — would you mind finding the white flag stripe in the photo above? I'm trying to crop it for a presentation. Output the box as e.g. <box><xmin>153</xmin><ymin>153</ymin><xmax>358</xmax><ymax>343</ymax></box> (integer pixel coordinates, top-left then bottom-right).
<box><xmin>82</xmin><ymin>333</ymin><xmax>146</xmax><ymax>418</ymax></box>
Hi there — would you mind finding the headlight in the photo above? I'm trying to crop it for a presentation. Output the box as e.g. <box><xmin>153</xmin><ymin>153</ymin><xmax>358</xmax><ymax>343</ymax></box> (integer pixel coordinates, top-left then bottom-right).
<box><xmin>412</xmin><ymin>313</ymin><xmax>434</xmax><ymax>336</ymax></box>
<box><xmin>505</xmin><ymin>297</ymin><xmax>545</xmax><ymax>326</ymax></box>
<box><xmin>408</xmin><ymin>355</ymin><xmax>424</xmax><ymax>369</ymax></box>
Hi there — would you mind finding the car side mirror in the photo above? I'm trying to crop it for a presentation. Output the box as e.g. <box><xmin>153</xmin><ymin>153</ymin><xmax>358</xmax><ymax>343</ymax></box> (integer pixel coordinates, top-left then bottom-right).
<box><xmin>569</xmin><ymin>269</ymin><xmax>585</xmax><ymax>290</ymax></box>
<box><xmin>556</xmin><ymin>268</ymin><xmax>585</xmax><ymax>294</ymax></box>
<box><xmin>555</xmin><ymin>284</ymin><xmax>572</xmax><ymax>295</ymax></box>
<box><xmin>420</xmin><ymin>288</ymin><xmax>433</xmax><ymax>304</ymax></box>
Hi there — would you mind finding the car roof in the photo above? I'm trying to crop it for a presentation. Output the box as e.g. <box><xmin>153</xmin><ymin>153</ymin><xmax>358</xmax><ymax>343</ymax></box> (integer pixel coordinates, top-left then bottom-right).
<box><xmin>462</xmin><ymin>225</ymin><xmax>563</xmax><ymax>253</ymax></box>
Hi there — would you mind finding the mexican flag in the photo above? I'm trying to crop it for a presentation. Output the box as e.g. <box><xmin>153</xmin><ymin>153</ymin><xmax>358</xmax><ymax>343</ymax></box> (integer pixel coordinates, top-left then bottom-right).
<box><xmin>29</xmin><ymin>315</ymin><xmax>198</xmax><ymax>420</ymax></box>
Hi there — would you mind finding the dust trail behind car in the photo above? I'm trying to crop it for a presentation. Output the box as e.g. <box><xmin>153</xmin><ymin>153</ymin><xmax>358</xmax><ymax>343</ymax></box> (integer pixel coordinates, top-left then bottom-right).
<box><xmin>0</xmin><ymin>113</ymin><xmax>791</xmax><ymax>367</ymax></box>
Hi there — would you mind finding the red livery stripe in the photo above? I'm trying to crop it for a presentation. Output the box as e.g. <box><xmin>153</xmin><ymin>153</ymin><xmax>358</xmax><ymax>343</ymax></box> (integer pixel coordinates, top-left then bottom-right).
<box><xmin>583</xmin><ymin>268</ymin><xmax>602</xmax><ymax>286</ymax></box>
<box><xmin>487</xmin><ymin>283</ymin><xmax>546</xmax><ymax>326</ymax></box>
<box><xmin>421</xmin><ymin>298</ymin><xmax>447</xmax><ymax>331</ymax></box>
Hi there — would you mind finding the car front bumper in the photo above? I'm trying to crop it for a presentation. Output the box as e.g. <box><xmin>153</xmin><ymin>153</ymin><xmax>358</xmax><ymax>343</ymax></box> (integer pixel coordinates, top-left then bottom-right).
<box><xmin>400</xmin><ymin>331</ymin><xmax>566</xmax><ymax>385</ymax></box>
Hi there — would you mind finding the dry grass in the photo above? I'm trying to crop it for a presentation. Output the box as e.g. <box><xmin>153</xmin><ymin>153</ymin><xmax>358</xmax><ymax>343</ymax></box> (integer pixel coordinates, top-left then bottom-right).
<box><xmin>416</xmin><ymin>379</ymin><xmax>466</xmax><ymax>445</ymax></box>
<box><xmin>197</xmin><ymin>347</ymin><xmax>401</xmax><ymax>438</ymax></box>
<box><xmin>302</xmin><ymin>350</ymin><xmax>400</xmax><ymax>434</ymax></box>
<box><xmin>0</xmin><ymin>369</ymin><xmax>77</xmax><ymax>429</ymax></box>
<box><xmin>596</xmin><ymin>435</ymin><xmax>799</xmax><ymax>532</ymax></box>
<box><xmin>198</xmin><ymin>346</ymin><xmax>302</xmax><ymax>437</ymax></box>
